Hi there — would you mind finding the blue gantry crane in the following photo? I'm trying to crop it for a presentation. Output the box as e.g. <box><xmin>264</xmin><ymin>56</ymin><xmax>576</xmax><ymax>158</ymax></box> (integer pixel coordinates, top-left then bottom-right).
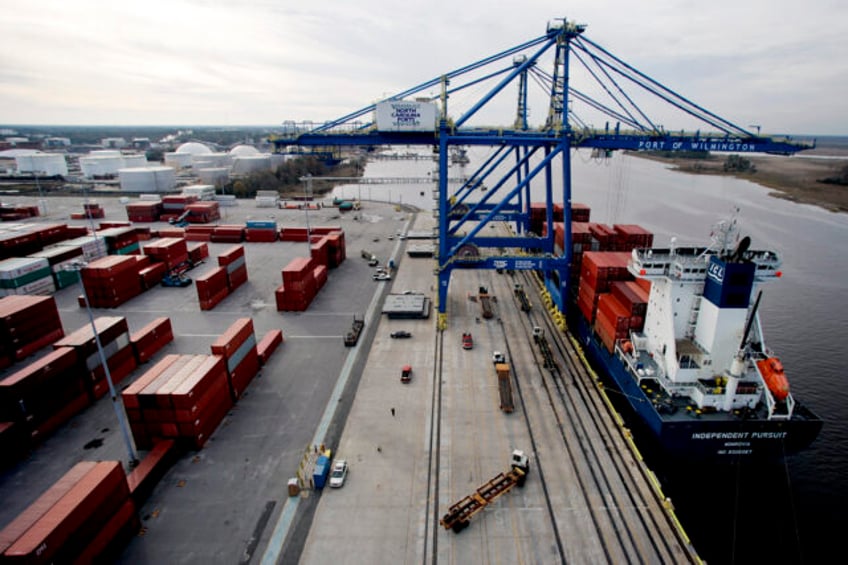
<box><xmin>272</xmin><ymin>19</ymin><xmax>812</xmax><ymax>327</ymax></box>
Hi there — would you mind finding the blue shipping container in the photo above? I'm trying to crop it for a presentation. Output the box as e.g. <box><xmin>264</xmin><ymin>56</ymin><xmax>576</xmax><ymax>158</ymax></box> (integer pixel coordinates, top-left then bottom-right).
<box><xmin>313</xmin><ymin>455</ymin><xmax>330</xmax><ymax>489</ymax></box>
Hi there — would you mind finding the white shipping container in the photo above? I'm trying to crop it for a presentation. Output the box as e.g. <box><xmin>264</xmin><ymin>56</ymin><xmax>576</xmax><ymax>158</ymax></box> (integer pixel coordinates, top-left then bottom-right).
<box><xmin>375</xmin><ymin>101</ymin><xmax>437</xmax><ymax>132</ymax></box>
<box><xmin>0</xmin><ymin>257</ymin><xmax>50</xmax><ymax>280</ymax></box>
<box><xmin>0</xmin><ymin>276</ymin><xmax>56</xmax><ymax>296</ymax></box>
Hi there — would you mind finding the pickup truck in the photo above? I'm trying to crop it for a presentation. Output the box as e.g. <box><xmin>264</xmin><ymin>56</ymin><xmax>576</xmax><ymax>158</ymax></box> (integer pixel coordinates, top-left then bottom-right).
<box><xmin>401</xmin><ymin>365</ymin><xmax>412</xmax><ymax>383</ymax></box>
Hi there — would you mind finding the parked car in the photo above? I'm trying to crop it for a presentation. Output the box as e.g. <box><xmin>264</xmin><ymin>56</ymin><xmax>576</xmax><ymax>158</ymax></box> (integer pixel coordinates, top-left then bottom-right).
<box><xmin>390</xmin><ymin>330</ymin><xmax>412</xmax><ymax>339</ymax></box>
<box><xmin>462</xmin><ymin>332</ymin><xmax>473</xmax><ymax>350</ymax></box>
<box><xmin>329</xmin><ymin>459</ymin><xmax>348</xmax><ymax>488</ymax></box>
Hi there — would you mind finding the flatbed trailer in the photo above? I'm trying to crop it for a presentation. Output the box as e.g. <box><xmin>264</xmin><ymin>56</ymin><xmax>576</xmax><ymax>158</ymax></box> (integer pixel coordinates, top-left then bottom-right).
<box><xmin>343</xmin><ymin>314</ymin><xmax>365</xmax><ymax>346</ymax></box>
<box><xmin>495</xmin><ymin>363</ymin><xmax>514</xmax><ymax>412</ymax></box>
<box><xmin>478</xmin><ymin>286</ymin><xmax>494</xmax><ymax>319</ymax></box>
<box><xmin>440</xmin><ymin>451</ymin><xmax>529</xmax><ymax>533</ymax></box>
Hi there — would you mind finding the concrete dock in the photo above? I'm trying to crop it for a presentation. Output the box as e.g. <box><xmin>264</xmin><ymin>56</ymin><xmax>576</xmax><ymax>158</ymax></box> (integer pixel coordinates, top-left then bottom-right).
<box><xmin>0</xmin><ymin>195</ymin><xmax>700</xmax><ymax>564</ymax></box>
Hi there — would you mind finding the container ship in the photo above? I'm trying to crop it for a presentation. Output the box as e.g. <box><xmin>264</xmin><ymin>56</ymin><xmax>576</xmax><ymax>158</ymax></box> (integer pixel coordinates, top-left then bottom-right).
<box><xmin>541</xmin><ymin>206</ymin><xmax>823</xmax><ymax>460</ymax></box>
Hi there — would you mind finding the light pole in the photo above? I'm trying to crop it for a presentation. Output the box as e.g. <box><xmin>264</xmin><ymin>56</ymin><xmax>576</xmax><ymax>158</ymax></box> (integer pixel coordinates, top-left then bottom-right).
<box><xmin>67</xmin><ymin>260</ymin><xmax>139</xmax><ymax>466</ymax></box>
<box><xmin>34</xmin><ymin>170</ymin><xmax>47</xmax><ymax>215</ymax></box>
<box><xmin>303</xmin><ymin>174</ymin><xmax>312</xmax><ymax>243</ymax></box>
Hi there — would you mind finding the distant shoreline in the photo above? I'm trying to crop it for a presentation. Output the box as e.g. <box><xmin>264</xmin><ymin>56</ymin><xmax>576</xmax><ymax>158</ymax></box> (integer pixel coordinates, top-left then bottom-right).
<box><xmin>628</xmin><ymin>149</ymin><xmax>848</xmax><ymax>214</ymax></box>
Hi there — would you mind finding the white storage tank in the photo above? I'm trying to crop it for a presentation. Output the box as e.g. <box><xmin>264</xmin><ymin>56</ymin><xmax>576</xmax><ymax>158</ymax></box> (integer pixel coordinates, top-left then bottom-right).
<box><xmin>118</xmin><ymin>166</ymin><xmax>176</xmax><ymax>192</ymax></box>
<box><xmin>197</xmin><ymin>167</ymin><xmax>230</xmax><ymax>185</ymax></box>
<box><xmin>14</xmin><ymin>153</ymin><xmax>68</xmax><ymax>176</ymax></box>
<box><xmin>79</xmin><ymin>152</ymin><xmax>148</xmax><ymax>178</ymax></box>
<box><xmin>164</xmin><ymin>152</ymin><xmax>193</xmax><ymax>169</ymax></box>
<box><xmin>192</xmin><ymin>152</ymin><xmax>229</xmax><ymax>169</ymax></box>
<box><xmin>231</xmin><ymin>154</ymin><xmax>271</xmax><ymax>175</ymax></box>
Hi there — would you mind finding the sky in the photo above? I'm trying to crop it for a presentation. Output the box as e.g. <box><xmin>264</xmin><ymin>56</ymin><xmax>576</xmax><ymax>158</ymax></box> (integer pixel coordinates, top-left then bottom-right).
<box><xmin>1</xmin><ymin>0</ymin><xmax>846</xmax><ymax>135</ymax></box>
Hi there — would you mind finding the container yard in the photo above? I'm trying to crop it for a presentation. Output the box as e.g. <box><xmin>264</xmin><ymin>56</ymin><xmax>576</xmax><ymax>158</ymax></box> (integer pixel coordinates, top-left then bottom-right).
<box><xmin>0</xmin><ymin>193</ymin><xmax>698</xmax><ymax>564</ymax></box>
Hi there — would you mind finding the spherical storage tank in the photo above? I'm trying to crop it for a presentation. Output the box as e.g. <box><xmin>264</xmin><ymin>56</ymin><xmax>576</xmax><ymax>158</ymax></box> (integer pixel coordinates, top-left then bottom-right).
<box><xmin>229</xmin><ymin>145</ymin><xmax>260</xmax><ymax>157</ymax></box>
<box><xmin>231</xmin><ymin>154</ymin><xmax>271</xmax><ymax>175</ymax></box>
<box><xmin>118</xmin><ymin>166</ymin><xmax>176</xmax><ymax>192</ymax></box>
<box><xmin>15</xmin><ymin>153</ymin><xmax>68</xmax><ymax>176</ymax></box>
<box><xmin>165</xmin><ymin>142</ymin><xmax>213</xmax><ymax>170</ymax></box>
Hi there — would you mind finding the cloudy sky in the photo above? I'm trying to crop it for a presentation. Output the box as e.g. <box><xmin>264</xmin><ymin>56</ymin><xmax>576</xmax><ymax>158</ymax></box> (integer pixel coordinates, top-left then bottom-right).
<box><xmin>1</xmin><ymin>0</ymin><xmax>845</xmax><ymax>134</ymax></box>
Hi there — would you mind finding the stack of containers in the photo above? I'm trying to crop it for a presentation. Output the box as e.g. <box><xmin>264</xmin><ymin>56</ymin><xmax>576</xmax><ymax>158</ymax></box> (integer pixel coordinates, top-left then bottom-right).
<box><xmin>0</xmin><ymin>461</ymin><xmax>138</xmax><ymax>564</ymax></box>
<box><xmin>126</xmin><ymin>200</ymin><xmax>162</xmax><ymax>222</ymax></box>
<box><xmin>26</xmin><ymin>245</ymin><xmax>84</xmax><ymax>290</ymax></box>
<box><xmin>310</xmin><ymin>236</ymin><xmax>329</xmax><ymax>266</ymax></box>
<box><xmin>0</xmin><ymin>204</ymin><xmax>38</xmax><ymax>221</ymax></box>
<box><xmin>254</xmin><ymin>191</ymin><xmax>279</xmax><ymax>208</ymax></box>
<box><xmin>143</xmin><ymin>237</ymin><xmax>189</xmax><ymax>270</ymax></box>
<box><xmin>588</xmin><ymin>223</ymin><xmax>617</xmax><ymax>251</ymax></box>
<box><xmin>122</xmin><ymin>354</ymin><xmax>232</xmax><ymax>450</ymax></box>
<box><xmin>218</xmin><ymin>245</ymin><xmax>247</xmax><ymax>291</ymax></box>
<box><xmin>195</xmin><ymin>266</ymin><xmax>228</xmax><ymax>310</ymax></box>
<box><xmin>185</xmin><ymin>226</ymin><xmax>215</xmax><ymax>242</ymax></box>
<box><xmin>0</xmin><ymin>347</ymin><xmax>83</xmax><ymax>448</ymax></box>
<box><xmin>96</xmin><ymin>226</ymin><xmax>141</xmax><ymax>255</ymax></box>
<box><xmin>0</xmin><ymin>257</ymin><xmax>55</xmax><ymax>296</ymax></box>
<box><xmin>53</xmin><ymin>316</ymin><xmax>136</xmax><ymax>401</ymax></box>
<box><xmin>279</xmin><ymin>227</ymin><xmax>309</xmax><ymax>242</ymax></box>
<box><xmin>210</xmin><ymin>225</ymin><xmax>244</xmax><ymax>243</ymax></box>
<box><xmin>244</xmin><ymin>219</ymin><xmax>278</xmax><ymax>242</ymax></box>
<box><xmin>70</xmin><ymin>201</ymin><xmax>105</xmax><ymax>220</ymax></box>
<box><xmin>159</xmin><ymin>194</ymin><xmax>198</xmax><ymax>222</ymax></box>
<box><xmin>129</xmin><ymin>317</ymin><xmax>174</xmax><ymax>364</ymax></box>
<box><xmin>138</xmin><ymin>261</ymin><xmax>167</xmax><ymax>289</ymax></box>
<box><xmin>275</xmin><ymin>257</ymin><xmax>317</xmax><ymax>311</ymax></box>
<box><xmin>576</xmin><ymin>251</ymin><xmax>633</xmax><ymax>324</ymax></box>
<box><xmin>211</xmin><ymin>318</ymin><xmax>259</xmax><ymax>402</ymax></box>
<box><xmin>187</xmin><ymin>241</ymin><xmax>209</xmax><ymax>264</ymax></box>
<box><xmin>32</xmin><ymin>223</ymin><xmax>71</xmax><ymax>247</ymax></box>
<box><xmin>612</xmin><ymin>224</ymin><xmax>654</xmax><ymax>251</ymax></box>
<box><xmin>0</xmin><ymin>295</ymin><xmax>65</xmax><ymax>366</ymax></box>
<box><xmin>186</xmin><ymin>201</ymin><xmax>220</xmax><ymax>223</ymax></box>
<box><xmin>323</xmin><ymin>231</ymin><xmax>346</xmax><ymax>267</ymax></box>
<box><xmin>610</xmin><ymin>280</ymin><xmax>650</xmax><ymax>331</ymax></box>
<box><xmin>0</xmin><ymin>228</ymin><xmax>42</xmax><ymax>260</ymax></box>
<box><xmin>595</xmin><ymin>293</ymin><xmax>634</xmax><ymax>353</ymax></box>
<box><xmin>55</xmin><ymin>235</ymin><xmax>108</xmax><ymax>262</ymax></box>
<box><xmin>80</xmin><ymin>256</ymin><xmax>143</xmax><ymax>308</ymax></box>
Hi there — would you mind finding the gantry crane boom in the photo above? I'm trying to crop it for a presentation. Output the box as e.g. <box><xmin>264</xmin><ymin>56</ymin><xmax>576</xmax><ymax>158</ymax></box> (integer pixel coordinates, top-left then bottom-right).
<box><xmin>273</xmin><ymin>19</ymin><xmax>812</xmax><ymax>323</ymax></box>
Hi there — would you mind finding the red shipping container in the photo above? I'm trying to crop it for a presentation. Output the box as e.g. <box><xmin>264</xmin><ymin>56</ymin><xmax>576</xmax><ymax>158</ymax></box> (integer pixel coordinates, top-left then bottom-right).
<box><xmin>71</xmin><ymin>497</ymin><xmax>139</xmax><ymax>564</ymax></box>
<box><xmin>171</xmin><ymin>355</ymin><xmax>227</xmax><ymax>410</ymax></box>
<box><xmin>210</xmin><ymin>319</ymin><xmax>254</xmax><ymax>358</ymax></box>
<box><xmin>185</xmin><ymin>390</ymin><xmax>232</xmax><ymax>450</ymax></box>
<box><xmin>3</xmin><ymin>461</ymin><xmax>128</xmax><ymax>564</ymax></box>
<box><xmin>173</xmin><ymin>375</ymin><xmax>229</xmax><ymax>422</ymax></box>
<box><xmin>126</xmin><ymin>439</ymin><xmax>177</xmax><ymax>501</ymax></box>
<box><xmin>226</xmin><ymin>265</ymin><xmax>248</xmax><ymax>291</ymax></box>
<box><xmin>139</xmin><ymin>262</ymin><xmax>168</xmax><ymax>289</ymax></box>
<box><xmin>148</xmin><ymin>355</ymin><xmax>209</xmax><ymax>409</ymax></box>
<box><xmin>257</xmin><ymin>330</ymin><xmax>284</xmax><ymax>366</ymax></box>
<box><xmin>0</xmin><ymin>462</ymin><xmax>96</xmax><ymax>555</ymax></box>
<box><xmin>216</xmin><ymin>245</ymin><xmax>245</xmax><ymax>267</ymax></box>
<box><xmin>572</xmin><ymin>202</ymin><xmax>591</xmax><ymax>222</ymax></box>
<box><xmin>121</xmin><ymin>355</ymin><xmax>181</xmax><ymax>409</ymax></box>
<box><xmin>29</xmin><ymin>392</ymin><xmax>90</xmax><ymax>443</ymax></box>
<box><xmin>228</xmin><ymin>348</ymin><xmax>260</xmax><ymax>401</ymax></box>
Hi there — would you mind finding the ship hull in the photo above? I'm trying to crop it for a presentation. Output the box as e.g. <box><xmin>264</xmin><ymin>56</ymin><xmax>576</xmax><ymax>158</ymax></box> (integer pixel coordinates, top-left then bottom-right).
<box><xmin>573</xmin><ymin>315</ymin><xmax>823</xmax><ymax>461</ymax></box>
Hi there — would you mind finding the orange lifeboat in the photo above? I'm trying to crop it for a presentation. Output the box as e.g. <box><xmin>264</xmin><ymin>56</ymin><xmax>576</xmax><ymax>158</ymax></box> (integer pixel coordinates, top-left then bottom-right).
<box><xmin>756</xmin><ymin>357</ymin><xmax>790</xmax><ymax>401</ymax></box>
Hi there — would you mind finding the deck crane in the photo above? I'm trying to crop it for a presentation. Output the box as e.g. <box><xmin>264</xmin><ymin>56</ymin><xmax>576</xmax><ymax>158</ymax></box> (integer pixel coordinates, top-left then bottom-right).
<box><xmin>273</xmin><ymin>19</ymin><xmax>812</xmax><ymax>324</ymax></box>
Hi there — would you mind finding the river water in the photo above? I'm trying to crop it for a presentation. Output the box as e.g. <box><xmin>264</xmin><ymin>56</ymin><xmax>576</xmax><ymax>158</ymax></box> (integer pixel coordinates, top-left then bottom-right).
<box><xmin>332</xmin><ymin>148</ymin><xmax>847</xmax><ymax>564</ymax></box>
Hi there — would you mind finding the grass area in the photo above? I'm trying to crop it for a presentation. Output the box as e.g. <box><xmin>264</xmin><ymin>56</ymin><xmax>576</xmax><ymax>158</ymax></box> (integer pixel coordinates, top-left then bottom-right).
<box><xmin>632</xmin><ymin>151</ymin><xmax>848</xmax><ymax>213</ymax></box>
